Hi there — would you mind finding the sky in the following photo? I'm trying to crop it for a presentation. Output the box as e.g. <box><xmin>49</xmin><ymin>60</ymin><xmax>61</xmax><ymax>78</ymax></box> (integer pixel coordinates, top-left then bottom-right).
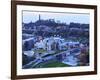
<box><xmin>22</xmin><ymin>11</ymin><xmax>90</xmax><ymax>24</ymax></box>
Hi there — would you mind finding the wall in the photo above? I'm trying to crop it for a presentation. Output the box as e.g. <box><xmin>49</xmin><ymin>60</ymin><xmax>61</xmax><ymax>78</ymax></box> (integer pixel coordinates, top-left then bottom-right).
<box><xmin>0</xmin><ymin>0</ymin><xmax>99</xmax><ymax>80</ymax></box>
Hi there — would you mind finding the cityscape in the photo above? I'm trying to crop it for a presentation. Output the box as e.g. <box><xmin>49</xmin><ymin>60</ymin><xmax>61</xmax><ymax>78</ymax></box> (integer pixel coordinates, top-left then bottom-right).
<box><xmin>22</xmin><ymin>11</ymin><xmax>89</xmax><ymax>69</ymax></box>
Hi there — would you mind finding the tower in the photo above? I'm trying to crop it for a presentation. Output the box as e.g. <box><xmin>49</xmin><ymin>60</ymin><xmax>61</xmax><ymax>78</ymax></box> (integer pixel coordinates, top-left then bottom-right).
<box><xmin>39</xmin><ymin>14</ymin><xmax>41</xmax><ymax>21</ymax></box>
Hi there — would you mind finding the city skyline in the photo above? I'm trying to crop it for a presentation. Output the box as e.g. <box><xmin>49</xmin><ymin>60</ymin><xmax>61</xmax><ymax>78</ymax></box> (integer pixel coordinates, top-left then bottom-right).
<box><xmin>22</xmin><ymin>11</ymin><xmax>90</xmax><ymax>24</ymax></box>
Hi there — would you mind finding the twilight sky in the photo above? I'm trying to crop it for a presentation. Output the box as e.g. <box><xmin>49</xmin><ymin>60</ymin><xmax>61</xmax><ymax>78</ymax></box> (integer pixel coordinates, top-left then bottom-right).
<box><xmin>22</xmin><ymin>11</ymin><xmax>90</xmax><ymax>24</ymax></box>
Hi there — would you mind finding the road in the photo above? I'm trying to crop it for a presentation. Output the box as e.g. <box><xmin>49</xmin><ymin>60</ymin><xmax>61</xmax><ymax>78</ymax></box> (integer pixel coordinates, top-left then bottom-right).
<box><xmin>22</xmin><ymin>48</ymin><xmax>80</xmax><ymax>68</ymax></box>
